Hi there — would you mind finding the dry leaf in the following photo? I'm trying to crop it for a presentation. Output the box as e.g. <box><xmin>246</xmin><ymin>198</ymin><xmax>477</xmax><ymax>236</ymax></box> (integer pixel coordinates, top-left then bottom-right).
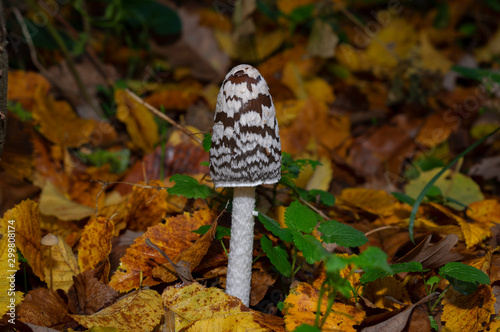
<box><xmin>68</xmin><ymin>269</ymin><xmax>119</xmax><ymax>315</ymax></box>
<box><xmin>18</xmin><ymin>288</ymin><xmax>73</xmax><ymax>329</ymax></box>
<box><xmin>110</xmin><ymin>208</ymin><xmax>216</xmax><ymax>292</ymax></box>
<box><xmin>124</xmin><ymin>180</ymin><xmax>168</xmax><ymax>232</ymax></box>
<box><xmin>115</xmin><ymin>89</ymin><xmax>159</xmax><ymax>152</ymax></box>
<box><xmin>283</xmin><ymin>282</ymin><xmax>365</xmax><ymax>332</ymax></box>
<box><xmin>43</xmin><ymin>235</ymin><xmax>80</xmax><ymax>292</ymax></box>
<box><xmin>441</xmin><ymin>284</ymin><xmax>496</xmax><ymax>332</ymax></box>
<box><xmin>337</xmin><ymin>188</ymin><xmax>399</xmax><ymax>217</ymax></box>
<box><xmin>1</xmin><ymin>200</ymin><xmax>45</xmax><ymax>281</ymax></box>
<box><xmin>0</xmin><ymin>217</ymin><xmax>24</xmax><ymax>317</ymax></box>
<box><xmin>78</xmin><ymin>217</ymin><xmax>115</xmax><ymax>280</ymax></box>
<box><xmin>39</xmin><ymin>181</ymin><xmax>94</xmax><ymax>221</ymax></box>
<box><xmin>162</xmin><ymin>282</ymin><xmax>285</xmax><ymax>331</ymax></box>
<box><xmin>7</xmin><ymin>70</ymin><xmax>51</xmax><ymax>110</ymax></box>
<box><xmin>415</xmin><ymin>111</ymin><xmax>454</xmax><ymax>148</ymax></box>
<box><xmin>71</xmin><ymin>289</ymin><xmax>163</xmax><ymax>332</ymax></box>
<box><xmin>363</xmin><ymin>276</ymin><xmax>411</xmax><ymax>310</ymax></box>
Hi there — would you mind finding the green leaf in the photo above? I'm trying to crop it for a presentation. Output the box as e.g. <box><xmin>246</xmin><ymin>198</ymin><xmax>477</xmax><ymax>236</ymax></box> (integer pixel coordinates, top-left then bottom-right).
<box><xmin>319</xmin><ymin>220</ymin><xmax>368</xmax><ymax>248</ymax></box>
<box><xmin>291</xmin><ymin>232</ymin><xmax>327</xmax><ymax>264</ymax></box>
<box><xmin>285</xmin><ymin>201</ymin><xmax>320</xmax><ymax>233</ymax></box>
<box><xmin>426</xmin><ymin>276</ymin><xmax>440</xmax><ymax>288</ymax></box>
<box><xmin>261</xmin><ymin>235</ymin><xmax>292</xmax><ymax>277</ymax></box>
<box><xmin>451</xmin><ymin>66</ymin><xmax>500</xmax><ymax>85</ymax></box>
<box><xmin>288</xmin><ymin>4</ymin><xmax>315</xmax><ymax>24</ymax></box>
<box><xmin>122</xmin><ymin>0</ymin><xmax>181</xmax><ymax>35</ymax></box>
<box><xmin>433</xmin><ymin>1</ymin><xmax>450</xmax><ymax>29</ymax></box>
<box><xmin>258</xmin><ymin>213</ymin><xmax>293</xmax><ymax>242</ymax></box>
<box><xmin>361</xmin><ymin>262</ymin><xmax>423</xmax><ymax>284</ymax></box>
<box><xmin>167</xmin><ymin>174</ymin><xmax>212</xmax><ymax>199</ymax></box>
<box><xmin>353</xmin><ymin>247</ymin><xmax>392</xmax><ymax>273</ymax></box>
<box><xmin>193</xmin><ymin>225</ymin><xmax>230</xmax><ymax>240</ymax></box>
<box><xmin>391</xmin><ymin>192</ymin><xmax>415</xmax><ymax>206</ymax></box>
<box><xmin>8</xmin><ymin>102</ymin><xmax>33</xmax><ymax>122</ymax></box>
<box><xmin>408</xmin><ymin>126</ymin><xmax>500</xmax><ymax>242</ymax></box>
<box><xmin>203</xmin><ymin>133</ymin><xmax>212</xmax><ymax>152</ymax></box>
<box><xmin>277</xmin><ymin>301</ymin><xmax>284</xmax><ymax>311</ymax></box>
<box><xmin>439</xmin><ymin>262</ymin><xmax>490</xmax><ymax>285</ymax></box>
<box><xmin>293</xmin><ymin>324</ymin><xmax>321</xmax><ymax>332</ymax></box>
<box><xmin>429</xmin><ymin>315</ymin><xmax>438</xmax><ymax>331</ymax></box>
<box><xmin>308</xmin><ymin>189</ymin><xmax>336</xmax><ymax>207</ymax></box>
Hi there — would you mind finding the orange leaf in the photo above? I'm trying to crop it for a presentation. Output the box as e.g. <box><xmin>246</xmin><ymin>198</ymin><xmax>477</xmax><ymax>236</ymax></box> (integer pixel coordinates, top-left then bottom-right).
<box><xmin>1</xmin><ymin>200</ymin><xmax>45</xmax><ymax>281</ymax></box>
<box><xmin>125</xmin><ymin>180</ymin><xmax>169</xmax><ymax>232</ymax></box>
<box><xmin>110</xmin><ymin>208</ymin><xmax>216</xmax><ymax>292</ymax></box>
<box><xmin>337</xmin><ymin>188</ymin><xmax>400</xmax><ymax>217</ymax></box>
<box><xmin>7</xmin><ymin>70</ymin><xmax>51</xmax><ymax>110</ymax></box>
<box><xmin>283</xmin><ymin>282</ymin><xmax>365</xmax><ymax>332</ymax></box>
<box><xmin>78</xmin><ymin>217</ymin><xmax>115</xmax><ymax>280</ymax></box>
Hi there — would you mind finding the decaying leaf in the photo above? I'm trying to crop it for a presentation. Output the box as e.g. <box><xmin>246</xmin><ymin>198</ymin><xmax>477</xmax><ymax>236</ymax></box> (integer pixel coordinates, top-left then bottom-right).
<box><xmin>441</xmin><ymin>284</ymin><xmax>496</xmax><ymax>332</ymax></box>
<box><xmin>39</xmin><ymin>181</ymin><xmax>95</xmax><ymax>221</ymax></box>
<box><xmin>362</xmin><ymin>276</ymin><xmax>411</xmax><ymax>310</ymax></box>
<box><xmin>283</xmin><ymin>282</ymin><xmax>365</xmax><ymax>332</ymax></box>
<box><xmin>124</xmin><ymin>180</ymin><xmax>168</xmax><ymax>232</ymax></box>
<box><xmin>68</xmin><ymin>269</ymin><xmax>119</xmax><ymax>315</ymax></box>
<box><xmin>18</xmin><ymin>288</ymin><xmax>73</xmax><ymax>329</ymax></box>
<box><xmin>78</xmin><ymin>217</ymin><xmax>115</xmax><ymax>280</ymax></box>
<box><xmin>71</xmin><ymin>289</ymin><xmax>162</xmax><ymax>332</ymax></box>
<box><xmin>110</xmin><ymin>208</ymin><xmax>216</xmax><ymax>292</ymax></box>
<box><xmin>162</xmin><ymin>282</ymin><xmax>285</xmax><ymax>331</ymax></box>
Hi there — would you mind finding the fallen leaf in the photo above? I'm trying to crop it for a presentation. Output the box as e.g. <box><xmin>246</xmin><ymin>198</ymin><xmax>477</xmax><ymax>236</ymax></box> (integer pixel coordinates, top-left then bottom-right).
<box><xmin>283</xmin><ymin>282</ymin><xmax>365</xmax><ymax>332</ymax></box>
<box><xmin>18</xmin><ymin>288</ymin><xmax>73</xmax><ymax>329</ymax></box>
<box><xmin>78</xmin><ymin>217</ymin><xmax>115</xmax><ymax>280</ymax></box>
<box><xmin>110</xmin><ymin>208</ymin><xmax>216</xmax><ymax>292</ymax></box>
<box><xmin>115</xmin><ymin>89</ymin><xmax>159</xmax><ymax>152</ymax></box>
<box><xmin>0</xmin><ymin>217</ymin><xmax>24</xmax><ymax>317</ymax></box>
<box><xmin>250</xmin><ymin>261</ymin><xmax>279</xmax><ymax>306</ymax></box>
<box><xmin>39</xmin><ymin>181</ymin><xmax>95</xmax><ymax>221</ymax></box>
<box><xmin>71</xmin><ymin>289</ymin><xmax>163</xmax><ymax>332</ymax></box>
<box><xmin>363</xmin><ymin>276</ymin><xmax>411</xmax><ymax>310</ymax></box>
<box><xmin>415</xmin><ymin>111</ymin><xmax>454</xmax><ymax>149</ymax></box>
<box><xmin>124</xmin><ymin>180</ymin><xmax>168</xmax><ymax>232</ymax></box>
<box><xmin>43</xmin><ymin>235</ymin><xmax>80</xmax><ymax>292</ymax></box>
<box><xmin>469</xmin><ymin>156</ymin><xmax>500</xmax><ymax>181</ymax></box>
<box><xmin>392</xmin><ymin>234</ymin><xmax>465</xmax><ymax>269</ymax></box>
<box><xmin>337</xmin><ymin>188</ymin><xmax>399</xmax><ymax>217</ymax></box>
<box><xmin>7</xmin><ymin>70</ymin><xmax>51</xmax><ymax>110</ymax></box>
<box><xmin>68</xmin><ymin>269</ymin><xmax>119</xmax><ymax>315</ymax></box>
<box><xmin>162</xmin><ymin>282</ymin><xmax>285</xmax><ymax>331</ymax></box>
<box><xmin>441</xmin><ymin>284</ymin><xmax>495</xmax><ymax>332</ymax></box>
<box><xmin>1</xmin><ymin>200</ymin><xmax>45</xmax><ymax>281</ymax></box>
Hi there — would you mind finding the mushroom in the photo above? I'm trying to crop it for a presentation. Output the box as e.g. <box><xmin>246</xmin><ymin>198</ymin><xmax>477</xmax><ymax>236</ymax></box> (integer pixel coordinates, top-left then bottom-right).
<box><xmin>41</xmin><ymin>233</ymin><xmax>59</xmax><ymax>290</ymax></box>
<box><xmin>210</xmin><ymin>64</ymin><xmax>281</xmax><ymax>306</ymax></box>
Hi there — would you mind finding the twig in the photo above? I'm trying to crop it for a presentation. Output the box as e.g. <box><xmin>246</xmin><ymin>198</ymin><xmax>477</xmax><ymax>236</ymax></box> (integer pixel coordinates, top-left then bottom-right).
<box><xmin>364</xmin><ymin>225</ymin><xmax>400</xmax><ymax>237</ymax></box>
<box><xmin>145</xmin><ymin>238</ymin><xmax>193</xmax><ymax>284</ymax></box>
<box><xmin>299</xmin><ymin>197</ymin><xmax>330</xmax><ymax>220</ymax></box>
<box><xmin>124</xmin><ymin>88</ymin><xmax>203</xmax><ymax>145</ymax></box>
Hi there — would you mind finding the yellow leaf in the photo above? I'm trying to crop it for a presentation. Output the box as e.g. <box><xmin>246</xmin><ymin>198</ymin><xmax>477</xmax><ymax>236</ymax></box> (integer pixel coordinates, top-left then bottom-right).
<box><xmin>32</xmin><ymin>86</ymin><xmax>96</xmax><ymax>147</ymax></box>
<box><xmin>78</xmin><ymin>217</ymin><xmax>114</xmax><ymax>279</ymax></box>
<box><xmin>72</xmin><ymin>289</ymin><xmax>163</xmax><ymax>332</ymax></box>
<box><xmin>468</xmin><ymin>200</ymin><xmax>500</xmax><ymax>225</ymax></box>
<box><xmin>420</xmin><ymin>32</ymin><xmax>452</xmax><ymax>74</ymax></box>
<box><xmin>7</xmin><ymin>70</ymin><xmax>51</xmax><ymax>110</ymax></box>
<box><xmin>277</xmin><ymin>0</ymin><xmax>316</xmax><ymax>15</ymax></box>
<box><xmin>475</xmin><ymin>28</ymin><xmax>500</xmax><ymax>62</ymax></box>
<box><xmin>283</xmin><ymin>282</ymin><xmax>365</xmax><ymax>332</ymax></box>
<box><xmin>282</xmin><ymin>61</ymin><xmax>307</xmax><ymax>100</ymax></box>
<box><xmin>115</xmin><ymin>89</ymin><xmax>159</xmax><ymax>152</ymax></box>
<box><xmin>337</xmin><ymin>188</ymin><xmax>399</xmax><ymax>217</ymax></box>
<box><xmin>304</xmin><ymin>77</ymin><xmax>335</xmax><ymax>104</ymax></box>
<box><xmin>39</xmin><ymin>181</ymin><xmax>95</xmax><ymax>221</ymax></box>
<box><xmin>305</xmin><ymin>157</ymin><xmax>333</xmax><ymax>191</ymax></box>
<box><xmin>441</xmin><ymin>285</ymin><xmax>495</xmax><ymax>332</ymax></box>
<box><xmin>0</xmin><ymin>217</ymin><xmax>24</xmax><ymax>318</ymax></box>
<box><xmin>274</xmin><ymin>99</ymin><xmax>305</xmax><ymax>126</ymax></box>
<box><xmin>162</xmin><ymin>282</ymin><xmax>285</xmax><ymax>331</ymax></box>
<box><xmin>1</xmin><ymin>200</ymin><xmax>45</xmax><ymax>281</ymax></box>
<box><xmin>44</xmin><ymin>235</ymin><xmax>80</xmax><ymax>292</ymax></box>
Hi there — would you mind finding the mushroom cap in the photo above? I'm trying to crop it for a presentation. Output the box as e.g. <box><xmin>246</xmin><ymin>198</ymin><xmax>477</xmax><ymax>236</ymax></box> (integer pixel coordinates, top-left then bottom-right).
<box><xmin>41</xmin><ymin>233</ymin><xmax>59</xmax><ymax>246</ymax></box>
<box><xmin>210</xmin><ymin>64</ymin><xmax>281</xmax><ymax>188</ymax></box>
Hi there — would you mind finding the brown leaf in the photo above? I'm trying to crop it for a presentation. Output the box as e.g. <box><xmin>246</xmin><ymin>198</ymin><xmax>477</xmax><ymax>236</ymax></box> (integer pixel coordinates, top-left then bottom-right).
<box><xmin>18</xmin><ymin>288</ymin><xmax>73</xmax><ymax>329</ymax></box>
<box><xmin>43</xmin><ymin>235</ymin><xmax>79</xmax><ymax>292</ymax></box>
<box><xmin>110</xmin><ymin>208</ymin><xmax>216</xmax><ymax>292</ymax></box>
<box><xmin>250</xmin><ymin>261</ymin><xmax>279</xmax><ymax>306</ymax></box>
<box><xmin>1</xmin><ymin>200</ymin><xmax>45</xmax><ymax>281</ymax></box>
<box><xmin>78</xmin><ymin>217</ymin><xmax>115</xmax><ymax>281</ymax></box>
<box><xmin>7</xmin><ymin>70</ymin><xmax>51</xmax><ymax>110</ymax></box>
<box><xmin>361</xmin><ymin>292</ymin><xmax>439</xmax><ymax>332</ymax></box>
<box><xmin>71</xmin><ymin>289</ymin><xmax>162</xmax><ymax>332</ymax></box>
<box><xmin>362</xmin><ymin>276</ymin><xmax>411</xmax><ymax>310</ymax></box>
<box><xmin>68</xmin><ymin>269</ymin><xmax>119</xmax><ymax>315</ymax></box>
<box><xmin>392</xmin><ymin>234</ymin><xmax>465</xmax><ymax>269</ymax></box>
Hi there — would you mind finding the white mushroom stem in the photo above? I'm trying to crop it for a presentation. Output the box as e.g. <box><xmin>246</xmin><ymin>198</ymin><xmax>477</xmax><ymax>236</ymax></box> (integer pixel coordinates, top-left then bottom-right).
<box><xmin>225</xmin><ymin>186</ymin><xmax>256</xmax><ymax>307</ymax></box>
